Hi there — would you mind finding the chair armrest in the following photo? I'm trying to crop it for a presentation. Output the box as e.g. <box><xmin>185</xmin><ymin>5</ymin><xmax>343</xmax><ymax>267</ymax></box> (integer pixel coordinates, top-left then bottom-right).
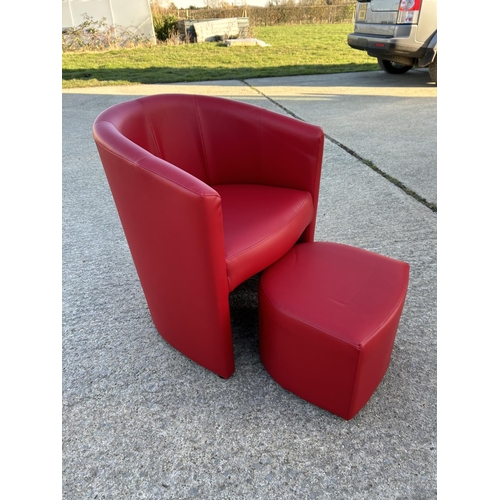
<box><xmin>192</xmin><ymin>96</ymin><xmax>324</xmax><ymax>241</ymax></box>
<box><xmin>93</xmin><ymin>123</ymin><xmax>235</xmax><ymax>376</ymax></box>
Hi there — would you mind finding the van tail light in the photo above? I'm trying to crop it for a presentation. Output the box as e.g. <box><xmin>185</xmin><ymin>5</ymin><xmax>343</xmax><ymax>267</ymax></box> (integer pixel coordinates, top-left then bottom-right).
<box><xmin>398</xmin><ymin>0</ymin><xmax>421</xmax><ymax>24</ymax></box>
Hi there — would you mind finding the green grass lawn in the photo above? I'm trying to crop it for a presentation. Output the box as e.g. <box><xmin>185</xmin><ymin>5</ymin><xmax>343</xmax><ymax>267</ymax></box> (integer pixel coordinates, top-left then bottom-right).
<box><xmin>62</xmin><ymin>24</ymin><xmax>378</xmax><ymax>89</ymax></box>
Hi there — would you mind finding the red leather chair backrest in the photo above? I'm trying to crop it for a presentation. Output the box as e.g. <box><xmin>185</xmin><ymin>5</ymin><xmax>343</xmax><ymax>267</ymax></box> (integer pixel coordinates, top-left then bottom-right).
<box><xmin>95</xmin><ymin>94</ymin><xmax>323</xmax><ymax>193</ymax></box>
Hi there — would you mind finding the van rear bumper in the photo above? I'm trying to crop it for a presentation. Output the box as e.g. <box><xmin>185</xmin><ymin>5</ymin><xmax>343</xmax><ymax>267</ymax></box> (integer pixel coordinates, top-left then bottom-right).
<box><xmin>347</xmin><ymin>33</ymin><xmax>428</xmax><ymax>60</ymax></box>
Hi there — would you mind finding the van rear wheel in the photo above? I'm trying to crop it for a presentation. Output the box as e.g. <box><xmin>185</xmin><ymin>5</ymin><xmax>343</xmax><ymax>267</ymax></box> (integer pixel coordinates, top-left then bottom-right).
<box><xmin>377</xmin><ymin>58</ymin><xmax>413</xmax><ymax>74</ymax></box>
<box><xmin>428</xmin><ymin>56</ymin><xmax>437</xmax><ymax>83</ymax></box>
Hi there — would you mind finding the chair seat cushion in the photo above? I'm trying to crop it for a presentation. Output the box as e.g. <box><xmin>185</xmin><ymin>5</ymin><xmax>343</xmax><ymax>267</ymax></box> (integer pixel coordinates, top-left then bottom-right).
<box><xmin>213</xmin><ymin>184</ymin><xmax>314</xmax><ymax>291</ymax></box>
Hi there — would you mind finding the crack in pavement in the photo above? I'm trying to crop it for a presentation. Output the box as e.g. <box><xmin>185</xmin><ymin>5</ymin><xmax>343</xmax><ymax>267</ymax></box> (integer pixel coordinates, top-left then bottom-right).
<box><xmin>244</xmin><ymin>80</ymin><xmax>437</xmax><ymax>214</ymax></box>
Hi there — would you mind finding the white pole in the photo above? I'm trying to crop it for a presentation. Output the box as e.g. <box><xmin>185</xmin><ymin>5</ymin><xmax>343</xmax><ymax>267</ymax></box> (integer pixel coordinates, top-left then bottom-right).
<box><xmin>68</xmin><ymin>0</ymin><xmax>75</xmax><ymax>27</ymax></box>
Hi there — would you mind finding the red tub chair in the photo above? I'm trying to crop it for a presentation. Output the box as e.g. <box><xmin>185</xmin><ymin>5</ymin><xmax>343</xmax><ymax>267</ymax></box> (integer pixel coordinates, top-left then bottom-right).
<box><xmin>92</xmin><ymin>94</ymin><xmax>324</xmax><ymax>378</ymax></box>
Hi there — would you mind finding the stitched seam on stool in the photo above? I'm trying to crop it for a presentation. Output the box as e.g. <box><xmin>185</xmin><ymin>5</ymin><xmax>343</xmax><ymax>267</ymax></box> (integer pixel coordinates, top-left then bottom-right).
<box><xmin>260</xmin><ymin>285</ymin><xmax>362</xmax><ymax>351</ymax></box>
<box><xmin>261</xmin><ymin>271</ymin><xmax>409</xmax><ymax>349</ymax></box>
<box><xmin>347</xmin><ymin>354</ymin><xmax>361</xmax><ymax>419</ymax></box>
<box><xmin>358</xmin><ymin>286</ymin><xmax>408</xmax><ymax>347</ymax></box>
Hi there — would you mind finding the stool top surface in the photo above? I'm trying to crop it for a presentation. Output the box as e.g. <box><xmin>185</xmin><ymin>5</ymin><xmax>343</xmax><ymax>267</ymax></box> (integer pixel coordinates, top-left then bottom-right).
<box><xmin>259</xmin><ymin>242</ymin><xmax>410</xmax><ymax>347</ymax></box>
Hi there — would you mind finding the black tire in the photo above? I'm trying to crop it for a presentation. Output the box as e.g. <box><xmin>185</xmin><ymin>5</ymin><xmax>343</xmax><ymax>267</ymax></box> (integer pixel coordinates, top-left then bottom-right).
<box><xmin>428</xmin><ymin>56</ymin><xmax>437</xmax><ymax>83</ymax></box>
<box><xmin>377</xmin><ymin>58</ymin><xmax>413</xmax><ymax>74</ymax></box>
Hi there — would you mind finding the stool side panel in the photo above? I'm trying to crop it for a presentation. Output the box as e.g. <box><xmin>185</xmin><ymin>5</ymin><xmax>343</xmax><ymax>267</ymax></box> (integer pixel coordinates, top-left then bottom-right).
<box><xmin>347</xmin><ymin>298</ymin><xmax>406</xmax><ymax>419</ymax></box>
<box><xmin>259</xmin><ymin>292</ymin><xmax>361</xmax><ymax>419</ymax></box>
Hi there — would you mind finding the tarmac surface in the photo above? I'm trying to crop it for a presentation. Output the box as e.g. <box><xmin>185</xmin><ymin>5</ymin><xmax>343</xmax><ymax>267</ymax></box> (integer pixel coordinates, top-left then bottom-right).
<box><xmin>62</xmin><ymin>68</ymin><xmax>437</xmax><ymax>499</ymax></box>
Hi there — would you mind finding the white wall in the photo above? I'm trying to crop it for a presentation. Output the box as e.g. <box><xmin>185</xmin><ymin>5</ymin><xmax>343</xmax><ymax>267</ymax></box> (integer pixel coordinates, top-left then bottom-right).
<box><xmin>62</xmin><ymin>0</ymin><xmax>156</xmax><ymax>41</ymax></box>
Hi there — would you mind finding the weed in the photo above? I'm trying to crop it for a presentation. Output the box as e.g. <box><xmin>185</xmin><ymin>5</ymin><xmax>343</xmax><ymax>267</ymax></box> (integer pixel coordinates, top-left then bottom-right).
<box><xmin>62</xmin><ymin>14</ymin><xmax>153</xmax><ymax>52</ymax></box>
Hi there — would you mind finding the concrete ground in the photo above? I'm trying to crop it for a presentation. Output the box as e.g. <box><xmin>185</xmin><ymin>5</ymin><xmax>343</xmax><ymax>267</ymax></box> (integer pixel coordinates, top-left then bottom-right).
<box><xmin>62</xmin><ymin>68</ymin><xmax>437</xmax><ymax>499</ymax></box>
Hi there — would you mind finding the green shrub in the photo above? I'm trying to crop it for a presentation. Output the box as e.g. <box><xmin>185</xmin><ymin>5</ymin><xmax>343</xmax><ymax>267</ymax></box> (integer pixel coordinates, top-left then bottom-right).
<box><xmin>153</xmin><ymin>13</ymin><xmax>179</xmax><ymax>41</ymax></box>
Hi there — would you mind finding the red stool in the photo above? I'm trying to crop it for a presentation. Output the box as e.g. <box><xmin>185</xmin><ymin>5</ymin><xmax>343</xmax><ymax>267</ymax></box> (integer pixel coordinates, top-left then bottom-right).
<box><xmin>258</xmin><ymin>242</ymin><xmax>410</xmax><ymax>420</ymax></box>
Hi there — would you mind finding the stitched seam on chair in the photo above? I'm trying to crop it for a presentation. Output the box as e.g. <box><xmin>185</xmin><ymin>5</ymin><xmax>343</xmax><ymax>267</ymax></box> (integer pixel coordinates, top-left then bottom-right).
<box><xmin>303</xmin><ymin>130</ymin><xmax>323</xmax><ymax>241</ymax></box>
<box><xmin>137</xmin><ymin>99</ymin><xmax>162</xmax><ymax>158</ymax></box>
<box><xmin>226</xmin><ymin>196</ymin><xmax>310</xmax><ymax>262</ymax></box>
<box><xmin>313</xmin><ymin>133</ymin><xmax>323</xmax><ymax>211</ymax></box>
<box><xmin>96</xmin><ymin>138</ymin><xmax>221</xmax><ymax>199</ymax></box>
<box><xmin>258</xmin><ymin>108</ymin><xmax>263</xmax><ymax>177</ymax></box>
<box><xmin>193</xmin><ymin>96</ymin><xmax>212</xmax><ymax>185</ymax></box>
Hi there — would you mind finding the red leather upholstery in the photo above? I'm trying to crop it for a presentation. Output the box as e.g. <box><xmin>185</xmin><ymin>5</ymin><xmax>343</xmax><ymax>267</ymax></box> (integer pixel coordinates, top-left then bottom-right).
<box><xmin>259</xmin><ymin>242</ymin><xmax>410</xmax><ymax>419</ymax></box>
<box><xmin>92</xmin><ymin>94</ymin><xmax>324</xmax><ymax>378</ymax></box>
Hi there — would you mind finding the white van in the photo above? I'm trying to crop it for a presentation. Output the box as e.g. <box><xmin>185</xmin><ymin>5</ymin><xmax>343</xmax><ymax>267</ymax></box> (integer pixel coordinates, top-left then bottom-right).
<box><xmin>347</xmin><ymin>0</ymin><xmax>437</xmax><ymax>83</ymax></box>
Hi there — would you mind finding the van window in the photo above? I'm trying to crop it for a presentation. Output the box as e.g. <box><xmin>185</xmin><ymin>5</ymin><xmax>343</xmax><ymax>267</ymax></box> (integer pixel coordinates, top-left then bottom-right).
<box><xmin>370</xmin><ymin>0</ymin><xmax>400</xmax><ymax>11</ymax></box>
